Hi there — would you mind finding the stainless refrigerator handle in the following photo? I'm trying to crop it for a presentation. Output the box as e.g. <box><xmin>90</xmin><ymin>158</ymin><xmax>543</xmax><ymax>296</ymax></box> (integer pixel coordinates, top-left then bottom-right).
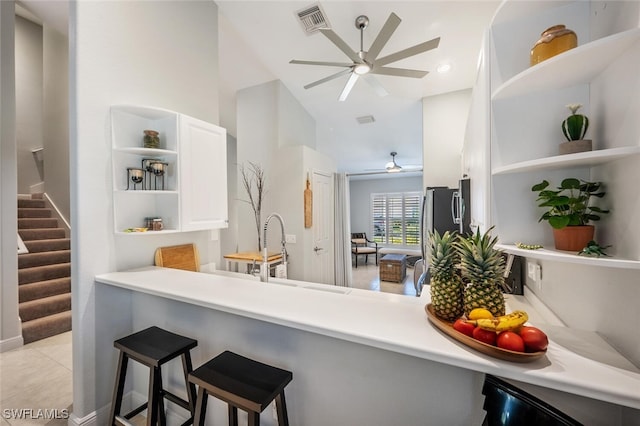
<box><xmin>451</xmin><ymin>191</ymin><xmax>461</xmax><ymax>224</ymax></box>
<box><xmin>420</xmin><ymin>195</ymin><xmax>426</xmax><ymax>260</ymax></box>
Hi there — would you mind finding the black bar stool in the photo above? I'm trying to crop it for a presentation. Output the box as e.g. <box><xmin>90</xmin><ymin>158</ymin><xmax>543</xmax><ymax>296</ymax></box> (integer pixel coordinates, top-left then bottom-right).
<box><xmin>188</xmin><ymin>351</ymin><xmax>293</xmax><ymax>426</ymax></box>
<box><xmin>109</xmin><ymin>326</ymin><xmax>198</xmax><ymax>426</ymax></box>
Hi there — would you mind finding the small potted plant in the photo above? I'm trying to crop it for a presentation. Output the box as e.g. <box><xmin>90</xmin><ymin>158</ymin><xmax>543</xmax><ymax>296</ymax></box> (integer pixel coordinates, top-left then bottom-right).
<box><xmin>531</xmin><ymin>178</ymin><xmax>609</xmax><ymax>251</ymax></box>
<box><xmin>559</xmin><ymin>103</ymin><xmax>592</xmax><ymax>154</ymax></box>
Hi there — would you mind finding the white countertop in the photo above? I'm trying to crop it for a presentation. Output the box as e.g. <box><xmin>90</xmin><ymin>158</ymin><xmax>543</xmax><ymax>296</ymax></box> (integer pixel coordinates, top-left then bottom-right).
<box><xmin>95</xmin><ymin>267</ymin><xmax>640</xmax><ymax>410</ymax></box>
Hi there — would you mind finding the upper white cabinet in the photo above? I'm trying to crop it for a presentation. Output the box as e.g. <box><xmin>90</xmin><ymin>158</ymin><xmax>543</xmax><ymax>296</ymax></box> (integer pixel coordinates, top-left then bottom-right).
<box><xmin>111</xmin><ymin>105</ymin><xmax>228</xmax><ymax>234</ymax></box>
<box><xmin>479</xmin><ymin>0</ymin><xmax>640</xmax><ymax>267</ymax></box>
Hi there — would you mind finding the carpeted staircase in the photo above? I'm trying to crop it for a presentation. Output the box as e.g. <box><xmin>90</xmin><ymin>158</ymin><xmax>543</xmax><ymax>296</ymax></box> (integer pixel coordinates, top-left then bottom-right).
<box><xmin>17</xmin><ymin>195</ymin><xmax>71</xmax><ymax>344</ymax></box>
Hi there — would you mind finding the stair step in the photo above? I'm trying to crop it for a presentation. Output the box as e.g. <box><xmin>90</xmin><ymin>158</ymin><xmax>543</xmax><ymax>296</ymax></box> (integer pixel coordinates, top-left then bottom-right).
<box><xmin>18</xmin><ymin>218</ymin><xmax>59</xmax><ymax>229</ymax></box>
<box><xmin>18</xmin><ymin>228</ymin><xmax>66</xmax><ymax>241</ymax></box>
<box><xmin>23</xmin><ymin>238</ymin><xmax>71</xmax><ymax>253</ymax></box>
<box><xmin>19</xmin><ymin>277</ymin><xmax>71</xmax><ymax>303</ymax></box>
<box><xmin>19</xmin><ymin>263</ymin><xmax>71</xmax><ymax>285</ymax></box>
<box><xmin>17</xmin><ymin>199</ymin><xmax>46</xmax><ymax>209</ymax></box>
<box><xmin>21</xmin><ymin>311</ymin><xmax>71</xmax><ymax>344</ymax></box>
<box><xmin>18</xmin><ymin>250</ymin><xmax>71</xmax><ymax>269</ymax></box>
<box><xmin>18</xmin><ymin>207</ymin><xmax>52</xmax><ymax>218</ymax></box>
<box><xmin>19</xmin><ymin>293</ymin><xmax>71</xmax><ymax>322</ymax></box>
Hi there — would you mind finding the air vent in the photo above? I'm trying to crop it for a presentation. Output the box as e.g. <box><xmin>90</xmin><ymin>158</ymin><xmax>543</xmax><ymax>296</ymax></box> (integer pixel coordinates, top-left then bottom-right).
<box><xmin>296</xmin><ymin>3</ymin><xmax>330</xmax><ymax>34</ymax></box>
<box><xmin>356</xmin><ymin>115</ymin><xmax>376</xmax><ymax>125</ymax></box>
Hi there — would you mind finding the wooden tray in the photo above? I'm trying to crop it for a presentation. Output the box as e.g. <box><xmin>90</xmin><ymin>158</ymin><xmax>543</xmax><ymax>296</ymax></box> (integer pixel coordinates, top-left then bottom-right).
<box><xmin>425</xmin><ymin>304</ymin><xmax>547</xmax><ymax>363</ymax></box>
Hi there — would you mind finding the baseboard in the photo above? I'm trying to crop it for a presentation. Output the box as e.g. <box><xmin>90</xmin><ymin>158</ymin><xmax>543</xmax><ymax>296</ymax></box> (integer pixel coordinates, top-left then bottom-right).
<box><xmin>69</xmin><ymin>390</ymin><xmax>190</xmax><ymax>426</ymax></box>
<box><xmin>0</xmin><ymin>334</ymin><xmax>24</xmax><ymax>353</ymax></box>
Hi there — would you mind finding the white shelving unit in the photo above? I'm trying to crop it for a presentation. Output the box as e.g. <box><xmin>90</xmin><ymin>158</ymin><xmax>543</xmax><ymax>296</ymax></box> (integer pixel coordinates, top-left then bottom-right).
<box><xmin>111</xmin><ymin>105</ymin><xmax>228</xmax><ymax>235</ymax></box>
<box><xmin>487</xmin><ymin>1</ymin><xmax>640</xmax><ymax>266</ymax></box>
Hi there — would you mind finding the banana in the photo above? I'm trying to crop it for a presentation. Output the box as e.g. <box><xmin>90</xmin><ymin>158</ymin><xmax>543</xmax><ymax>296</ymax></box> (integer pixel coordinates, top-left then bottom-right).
<box><xmin>465</xmin><ymin>310</ymin><xmax>529</xmax><ymax>332</ymax></box>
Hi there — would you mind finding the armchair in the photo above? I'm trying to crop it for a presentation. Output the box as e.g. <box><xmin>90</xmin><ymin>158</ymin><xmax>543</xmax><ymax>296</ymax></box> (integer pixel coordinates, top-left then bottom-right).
<box><xmin>350</xmin><ymin>233</ymin><xmax>379</xmax><ymax>268</ymax></box>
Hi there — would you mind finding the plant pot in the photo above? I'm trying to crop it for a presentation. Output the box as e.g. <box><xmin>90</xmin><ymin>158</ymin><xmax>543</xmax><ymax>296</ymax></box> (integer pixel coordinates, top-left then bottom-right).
<box><xmin>559</xmin><ymin>139</ymin><xmax>592</xmax><ymax>155</ymax></box>
<box><xmin>552</xmin><ymin>225</ymin><xmax>594</xmax><ymax>251</ymax></box>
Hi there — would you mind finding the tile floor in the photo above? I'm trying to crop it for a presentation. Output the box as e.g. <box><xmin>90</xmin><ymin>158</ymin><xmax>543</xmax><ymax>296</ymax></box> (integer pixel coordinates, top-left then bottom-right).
<box><xmin>0</xmin><ymin>332</ymin><xmax>72</xmax><ymax>426</ymax></box>
<box><xmin>0</xmin><ymin>262</ymin><xmax>416</xmax><ymax>425</ymax></box>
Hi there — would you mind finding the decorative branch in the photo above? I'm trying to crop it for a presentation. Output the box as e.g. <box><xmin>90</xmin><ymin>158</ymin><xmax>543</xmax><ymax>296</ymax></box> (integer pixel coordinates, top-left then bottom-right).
<box><xmin>239</xmin><ymin>162</ymin><xmax>266</xmax><ymax>251</ymax></box>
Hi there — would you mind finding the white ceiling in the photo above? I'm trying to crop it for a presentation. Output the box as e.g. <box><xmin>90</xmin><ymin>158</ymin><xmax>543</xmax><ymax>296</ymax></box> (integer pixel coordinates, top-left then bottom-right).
<box><xmin>217</xmin><ymin>1</ymin><xmax>501</xmax><ymax>174</ymax></box>
<box><xmin>17</xmin><ymin>0</ymin><xmax>501</xmax><ymax>175</ymax></box>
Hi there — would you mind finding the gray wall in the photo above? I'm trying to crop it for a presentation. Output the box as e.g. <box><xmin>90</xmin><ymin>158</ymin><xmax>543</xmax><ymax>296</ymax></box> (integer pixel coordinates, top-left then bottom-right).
<box><xmin>349</xmin><ymin>175</ymin><xmax>422</xmax><ymax>244</ymax></box>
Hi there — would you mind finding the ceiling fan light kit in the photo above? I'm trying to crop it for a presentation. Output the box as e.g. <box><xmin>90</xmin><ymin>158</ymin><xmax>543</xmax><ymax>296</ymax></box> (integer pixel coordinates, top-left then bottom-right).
<box><xmin>290</xmin><ymin>12</ymin><xmax>440</xmax><ymax>101</ymax></box>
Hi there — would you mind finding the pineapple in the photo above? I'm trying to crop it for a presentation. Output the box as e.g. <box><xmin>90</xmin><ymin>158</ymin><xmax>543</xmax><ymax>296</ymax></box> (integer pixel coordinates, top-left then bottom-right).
<box><xmin>429</xmin><ymin>230</ymin><xmax>464</xmax><ymax>321</ymax></box>
<box><xmin>455</xmin><ymin>227</ymin><xmax>506</xmax><ymax>317</ymax></box>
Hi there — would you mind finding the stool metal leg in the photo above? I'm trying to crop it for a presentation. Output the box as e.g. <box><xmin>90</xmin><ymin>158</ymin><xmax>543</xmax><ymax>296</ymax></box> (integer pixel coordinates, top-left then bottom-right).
<box><xmin>228</xmin><ymin>405</ymin><xmax>238</xmax><ymax>426</ymax></box>
<box><xmin>181</xmin><ymin>352</ymin><xmax>197</xmax><ymax>415</ymax></box>
<box><xmin>147</xmin><ymin>367</ymin><xmax>160</xmax><ymax>426</ymax></box>
<box><xmin>109</xmin><ymin>352</ymin><xmax>129</xmax><ymax>425</ymax></box>
<box><xmin>156</xmin><ymin>368</ymin><xmax>167</xmax><ymax>426</ymax></box>
<box><xmin>247</xmin><ymin>411</ymin><xmax>259</xmax><ymax>426</ymax></box>
<box><xmin>193</xmin><ymin>387</ymin><xmax>208</xmax><ymax>426</ymax></box>
<box><xmin>275</xmin><ymin>392</ymin><xmax>289</xmax><ymax>426</ymax></box>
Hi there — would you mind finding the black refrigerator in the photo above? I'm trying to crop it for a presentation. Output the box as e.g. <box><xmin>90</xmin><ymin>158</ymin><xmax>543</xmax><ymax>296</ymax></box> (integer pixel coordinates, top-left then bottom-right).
<box><xmin>414</xmin><ymin>178</ymin><xmax>470</xmax><ymax>296</ymax></box>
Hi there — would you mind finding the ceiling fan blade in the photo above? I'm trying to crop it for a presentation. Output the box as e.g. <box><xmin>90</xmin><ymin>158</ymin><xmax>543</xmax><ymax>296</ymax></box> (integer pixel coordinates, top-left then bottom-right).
<box><xmin>304</xmin><ymin>68</ymin><xmax>353</xmax><ymax>90</ymax></box>
<box><xmin>319</xmin><ymin>28</ymin><xmax>362</xmax><ymax>63</ymax></box>
<box><xmin>290</xmin><ymin>60</ymin><xmax>353</xmax><ymax>68</ymax></box>
<box><xmin>366</xmin><ymin>12</ymin><xmax>401</xmax><ymax>61</ymax></box>
<box><xmin>362</xmin><ymin>74</ymin><xmax>389</xmax><ymax>97</ymax></box>
<box><xmin>375</xmin><ymin>37</ymin><xmax>440</xmax><ymax>67</ymax></box>
<box><xmin>339</xmin><ymin>73</ymin><xmax>359</xmax><ymax>102</ymax></box>
<box><xmin>371</xmin><ymin>66</ymin><xmax>428</xmax><ymax>78</ymax></box>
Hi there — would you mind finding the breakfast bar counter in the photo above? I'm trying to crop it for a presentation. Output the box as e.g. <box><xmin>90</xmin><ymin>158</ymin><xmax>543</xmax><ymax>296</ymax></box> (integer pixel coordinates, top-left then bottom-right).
<box><xmin>95</xmin><ymin>267</ymin><xmax>640</xmax><ymax>424</ymax></box>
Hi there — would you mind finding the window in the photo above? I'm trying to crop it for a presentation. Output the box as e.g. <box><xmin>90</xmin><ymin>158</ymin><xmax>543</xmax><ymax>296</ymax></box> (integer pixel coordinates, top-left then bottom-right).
<box><xmin>371</xmin><ymin>192</ymin><xmax>421</xmax><ymax>246</ymax></box>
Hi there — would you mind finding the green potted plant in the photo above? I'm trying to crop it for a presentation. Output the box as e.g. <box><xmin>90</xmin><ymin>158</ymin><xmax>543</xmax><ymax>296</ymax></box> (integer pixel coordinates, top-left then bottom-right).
<box><xmin>559</xmin><ymin>103</ymin><xmax>592</xmax><ymax>154</ymax></box>
<box><xmin>531</xmin><ymin>178</ymin><xmax>609</xmax><ymax>251</ymax></box>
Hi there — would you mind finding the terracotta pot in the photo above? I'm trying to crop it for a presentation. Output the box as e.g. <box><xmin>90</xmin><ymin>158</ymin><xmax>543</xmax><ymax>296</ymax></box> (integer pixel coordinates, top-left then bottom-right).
<box><xmin>552</xmin><ymin>225</ymin><xmax>594</xmax><ymax>251</ymax></box>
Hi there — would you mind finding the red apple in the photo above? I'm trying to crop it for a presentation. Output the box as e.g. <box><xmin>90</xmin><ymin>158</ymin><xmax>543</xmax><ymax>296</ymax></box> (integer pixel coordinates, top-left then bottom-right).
<box><xmin>519</xmin><ymin>326</ymin><xmax>549</xmax><ymax>352</ymax></box>
<box><xmin>472</xmin><ymin>326</ymin><xmax>497</xmax><ymax>346</ymax></box>
<box><xmin>453</xmin><ymin>318</ymin><xmax>476</xmax><ymax>337</ymax></box>
<box><xmin>497</xmin><ymin>331</ymin><xmax>525</xmax><ymax>352</ymax></box>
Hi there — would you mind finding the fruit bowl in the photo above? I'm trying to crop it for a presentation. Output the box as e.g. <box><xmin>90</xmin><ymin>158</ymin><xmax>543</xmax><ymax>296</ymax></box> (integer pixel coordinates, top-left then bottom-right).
<box><xmin>425</xmin><ymin>304</ymin><xmax>547</xmax><ymax>363</ymax></box>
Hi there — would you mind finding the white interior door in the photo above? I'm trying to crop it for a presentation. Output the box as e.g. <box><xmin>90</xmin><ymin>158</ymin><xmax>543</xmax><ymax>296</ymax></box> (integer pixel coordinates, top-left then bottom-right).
<box><xmin>311</xmin><ymin>171</ymin><xmax>333</xmax><ymax>284</ymax></box>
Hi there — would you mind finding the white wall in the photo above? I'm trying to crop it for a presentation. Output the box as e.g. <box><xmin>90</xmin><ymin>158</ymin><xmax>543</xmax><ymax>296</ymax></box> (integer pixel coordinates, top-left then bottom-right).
<box><xmin>0</xmin><ymin>1</ymin><xmax>22</xmax><ymax>351</ymax></box>
<box><xmin>234</xmin><ymin>80</ymin><xmax>333</xmax><ymax>282</ymax></box>
<box><xmin>15</xmin><ymin>15</ymin><xmax>43</xmax><ymax>194</ymax></box>
<box><xmin>422</xmin><ymin>89</ymin><xmax>472</xmax><ymax>189</ymax></box>
<box><xmin>69</xmin><ymin>1</ymin><xmax>221</xmax><ymax>420</ymax></box>
<box><xmin>349</xmin><ymin>175</ymin><xmax>423</xmax><ymax>243</ymax></box>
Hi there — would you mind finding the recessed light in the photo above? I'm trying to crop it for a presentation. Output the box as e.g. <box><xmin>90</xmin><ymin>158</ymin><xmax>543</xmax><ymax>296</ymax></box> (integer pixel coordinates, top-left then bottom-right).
<box><xmin>436</xmin><ymin>63</ymin><xmax>451</xmax><ymax>74</ymax></box>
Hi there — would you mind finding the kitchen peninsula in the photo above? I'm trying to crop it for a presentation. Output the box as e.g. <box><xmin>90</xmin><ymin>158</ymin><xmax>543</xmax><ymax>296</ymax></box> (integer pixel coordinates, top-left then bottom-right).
<box><xmin>95</xmin><ymin>267</ymin><xmax>640</xmax><ymax>425</ymax></box>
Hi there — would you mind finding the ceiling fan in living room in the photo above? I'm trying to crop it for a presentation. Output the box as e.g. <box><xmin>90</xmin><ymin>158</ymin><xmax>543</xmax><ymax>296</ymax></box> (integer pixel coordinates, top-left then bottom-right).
<box><xmin>359</xmin><ymin>152</ymin><xmax>422</xmax><ymax>175</ymax></box>
<box><xmin>290</xmin><ymin>12</ymin><xmax>440</xmax><ymax>101</ymax></box>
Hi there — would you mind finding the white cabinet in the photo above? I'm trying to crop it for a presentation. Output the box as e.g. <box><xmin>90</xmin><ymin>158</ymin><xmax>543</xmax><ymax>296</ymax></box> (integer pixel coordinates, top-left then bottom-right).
<box><xmin>111</xmin><ymin>105</ymin><xmax>227</xmax><ymax>234</ymax></box>
<box><xmin>481</xmin><ymin>1</ymin><xmax>640</xmax><ymax>268</ymax></box>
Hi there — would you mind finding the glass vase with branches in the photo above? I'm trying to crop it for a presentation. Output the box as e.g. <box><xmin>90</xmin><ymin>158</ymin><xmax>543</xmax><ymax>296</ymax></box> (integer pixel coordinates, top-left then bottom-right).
<box><xmin>240</xmin><ymin>162</ymin><xmax>266</xmax><ymax>251</ymax></box>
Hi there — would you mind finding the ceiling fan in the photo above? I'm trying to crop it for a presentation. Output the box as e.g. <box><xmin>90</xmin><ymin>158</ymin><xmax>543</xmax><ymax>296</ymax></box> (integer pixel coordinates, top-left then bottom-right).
<box><xmin>359</xmin><ymin>152</ymin><xmax>422</xmax><ymax>175</ymax></box>
<box><xmin>290</xmin><ymin>12</ymin><xmax>440</xmax><ymax>101</ymax></box>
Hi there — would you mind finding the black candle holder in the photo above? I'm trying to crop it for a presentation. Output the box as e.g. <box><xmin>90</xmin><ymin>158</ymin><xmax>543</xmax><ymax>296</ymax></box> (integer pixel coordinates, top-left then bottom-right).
<box><xmin>126</xmin><ymin>168</ymin><xmax>144</xmax><ymax>190</ymax></box>
<box><xmin>141</xmin><ymin>158</ymin><xmax>168</xmax><ymax>190</ymax></box>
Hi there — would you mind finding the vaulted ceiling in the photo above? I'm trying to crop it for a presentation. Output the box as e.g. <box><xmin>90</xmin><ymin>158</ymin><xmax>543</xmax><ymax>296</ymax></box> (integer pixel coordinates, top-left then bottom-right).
<box><xmin>217</xmin><ymin>1</ymin><xmax>500</xmax><ymax>174</ymax></box>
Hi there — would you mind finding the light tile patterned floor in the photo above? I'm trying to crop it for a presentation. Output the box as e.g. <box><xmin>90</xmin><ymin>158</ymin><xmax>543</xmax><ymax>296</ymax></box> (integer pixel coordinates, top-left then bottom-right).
<box><xmin>0</xmin><ymin>332</ymin><xmax>72</xmax><ymax>425</ymax></box>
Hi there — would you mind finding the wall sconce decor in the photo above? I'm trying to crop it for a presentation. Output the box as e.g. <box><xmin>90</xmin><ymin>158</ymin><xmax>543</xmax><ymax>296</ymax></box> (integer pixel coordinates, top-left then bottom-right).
<box><xmin>127</xmin><ymin>168</ymin><xmax>144</xmax><ymax>190</ymax></box>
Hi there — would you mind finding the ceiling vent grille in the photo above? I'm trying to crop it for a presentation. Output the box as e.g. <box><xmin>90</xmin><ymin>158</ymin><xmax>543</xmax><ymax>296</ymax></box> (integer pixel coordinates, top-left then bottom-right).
<box><xmin>356</xmin><ymin>115</ymin><xmax>376</xmax><ymax>125</ymax></box>
<box><xmin>296</xmin><ymin>3</ymin><xmax>330</xmax><ymax>34</ymax></box>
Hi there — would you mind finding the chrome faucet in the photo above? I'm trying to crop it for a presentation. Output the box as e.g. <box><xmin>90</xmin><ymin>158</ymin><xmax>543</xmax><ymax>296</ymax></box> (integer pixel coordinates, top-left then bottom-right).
<box><xmin>261</xmin><ymin>213</ymin><xmax>288</xmax><ymax>282</ymax></box>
